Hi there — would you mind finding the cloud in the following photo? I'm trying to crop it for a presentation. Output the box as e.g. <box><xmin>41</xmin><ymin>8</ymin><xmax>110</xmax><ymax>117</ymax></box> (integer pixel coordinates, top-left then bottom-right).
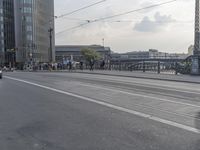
<box><xmin>134</xmin><ymin>12</ymin><xmax>174</xmax><ymax>32</ymax></box>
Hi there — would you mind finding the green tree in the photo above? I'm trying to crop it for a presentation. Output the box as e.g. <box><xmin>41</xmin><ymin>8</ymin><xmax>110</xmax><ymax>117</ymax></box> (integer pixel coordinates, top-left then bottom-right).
<box><xmin>81</xmin><ymin>48</ymin><xmax>101</xmax><ymax>62</ymax></box>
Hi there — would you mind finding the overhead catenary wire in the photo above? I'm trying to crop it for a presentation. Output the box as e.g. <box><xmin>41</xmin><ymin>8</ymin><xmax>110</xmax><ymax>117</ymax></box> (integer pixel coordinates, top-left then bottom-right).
<box><xmin>56</xmin><ymin>0</ymin><xmax>177</xmax><ymax>36</ymax></box>
<box><xmin>108</xmin><ymin>20</ymin><xmax>194</xmax><ymax>24</ymax></box>
<box><xmin>40</xmin><ymin>0</ymin><xmax>107</xmax><ymax>29</ymax></box>
<box><xmin>56</xmin><ymin>0</ymin><xmax>106</xmax><ymax>19</ymax></box>
<box><xmin>59</xmin><ymin>17</ymin><xmax>194</xmax><ymax>24</ymax></box>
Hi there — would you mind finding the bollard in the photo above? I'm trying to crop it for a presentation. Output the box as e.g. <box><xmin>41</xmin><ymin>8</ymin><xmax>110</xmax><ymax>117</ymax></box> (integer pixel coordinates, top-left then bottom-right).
<box><xmin>175</xmin><ymin>62</ymin><xmax>178</xmax><ymax>75</ymax></box>
<box><xmin>157</xmin><ymin>61</ymin><xmax>160</xmax><ymax>74</ymax></box>
<box><xmin>143</xmin><ymin>61</ymin><xmax>145</xmax><ymax>72</ymax></box>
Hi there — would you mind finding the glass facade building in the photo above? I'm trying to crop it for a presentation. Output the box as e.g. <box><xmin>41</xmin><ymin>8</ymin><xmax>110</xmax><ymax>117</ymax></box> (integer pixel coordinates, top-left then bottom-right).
<box><xmin>14</xmin><ymin>0</ymin><xmax>55</xmax><ymax>68</ymax></box>
<box><xmin>0</xmin><ymin>0</ymin><xmax>15</xmax><ymax>67</ymax></box>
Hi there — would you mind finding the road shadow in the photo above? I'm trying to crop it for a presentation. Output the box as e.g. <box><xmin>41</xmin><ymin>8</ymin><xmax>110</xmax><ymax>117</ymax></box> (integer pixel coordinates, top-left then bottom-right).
<box><xmin>195</xmin><ymin>112</ymin><xmax>200</xmax><ymax>150</ymax></box>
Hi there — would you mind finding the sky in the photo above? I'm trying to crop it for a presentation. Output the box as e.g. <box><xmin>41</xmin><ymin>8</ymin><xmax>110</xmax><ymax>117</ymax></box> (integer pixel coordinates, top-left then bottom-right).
<box><xmin>54</xmin><ymin>0</ymin><xmax>195</xmax><ymax>53</ymax></box>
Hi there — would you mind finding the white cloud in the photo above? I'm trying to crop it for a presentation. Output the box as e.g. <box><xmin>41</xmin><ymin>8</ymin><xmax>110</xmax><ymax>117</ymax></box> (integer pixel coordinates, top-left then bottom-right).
<box><xmin>134</xmin><ymin>12</ymin><xmax>174</xmax><ymax>32</ymax></box>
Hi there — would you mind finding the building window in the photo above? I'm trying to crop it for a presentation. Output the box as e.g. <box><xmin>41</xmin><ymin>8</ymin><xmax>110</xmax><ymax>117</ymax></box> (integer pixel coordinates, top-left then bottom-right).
<box><xmin>27</xmin><ymin>34</ymin><xmax>32</xmax><ymax>41</ymax></box>
<box><xmin>26</xmin><ymin>25</ymin><xmax>32</xmax><ymax>31</ymax></box>
<box><xmin>22</xmin><ymin>7</ymin><xmax>32</xmax><ymax>13</ymax></box>
<box><xmin>26</xmin><ymin>16</ymin><xmax>32</xmax><ymax>22</ymax></box>
<box><xmin>21</xmin><ymin>0</ymin><xmax>32</xmax><ymax>4</ymax></box>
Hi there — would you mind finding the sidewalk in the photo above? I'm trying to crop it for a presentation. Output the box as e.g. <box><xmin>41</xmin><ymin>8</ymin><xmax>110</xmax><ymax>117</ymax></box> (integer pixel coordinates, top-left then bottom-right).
<box><xmin>74</xmin><ymin>70</ymin><xmax>200</xmax><ymax>84</ymax></box>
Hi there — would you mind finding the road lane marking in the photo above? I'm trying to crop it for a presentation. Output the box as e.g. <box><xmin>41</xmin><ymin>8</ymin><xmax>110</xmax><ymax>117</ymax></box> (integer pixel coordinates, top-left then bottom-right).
<box><xmin>5</xmin><ymin>76</ymin><xmax>200</xmax><ymax>134</ymax></box>
<box><xmin>78</xmin><ymin>83</ymin><xmax>200</xmax><ymax>108</ymax></box>
<box><xmin>72</xmin><ymin>83</ymin><xmax>200</xmax><ymax>120</ymax></box>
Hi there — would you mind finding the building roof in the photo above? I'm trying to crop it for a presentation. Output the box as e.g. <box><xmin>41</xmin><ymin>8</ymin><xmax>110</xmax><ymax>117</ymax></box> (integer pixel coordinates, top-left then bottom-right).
<box><xmin>55</xmin><ymin>45</ymin><xmax>111</xmax><ymax>52</ymax></box>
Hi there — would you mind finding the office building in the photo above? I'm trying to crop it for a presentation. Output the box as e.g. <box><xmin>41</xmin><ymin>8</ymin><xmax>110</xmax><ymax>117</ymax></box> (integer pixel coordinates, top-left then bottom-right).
<box><xmin>0</xmin><ymin>0</ymin><xmax>15</xmax><ymax>67</ymax></box>
<box><xmin>14</xmin><ymin>0</ymin><xmax>55</xmax><ymax>68</ymax></box>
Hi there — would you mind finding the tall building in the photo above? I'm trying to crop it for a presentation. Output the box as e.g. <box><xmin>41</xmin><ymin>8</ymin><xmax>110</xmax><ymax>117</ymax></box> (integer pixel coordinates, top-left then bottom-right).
<box><xmin>14</xmin><ymin>0</ymin><xmax>55</xmax><ymax>68</ymax></box>
<box><xmin>0</xmin><ymin>0</ymin><xmax>15</xmax><ymax>67</ymax></box>
<box><xmin>192</xmin><ymin>0</ymin><xmax>200</xmax><ymax>74</ymax></box>
<box><xmin>194</xmin><ymin>0</ymin><xmax>200</xmax><ymax>55</ymax></box>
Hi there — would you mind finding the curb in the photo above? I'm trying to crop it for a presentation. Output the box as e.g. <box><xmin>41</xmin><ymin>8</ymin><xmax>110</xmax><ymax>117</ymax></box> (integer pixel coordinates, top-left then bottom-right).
<box><xmin>74</xmin><ymin>71</ymin><xmax>200</xmax><ymax>85</ymax></box>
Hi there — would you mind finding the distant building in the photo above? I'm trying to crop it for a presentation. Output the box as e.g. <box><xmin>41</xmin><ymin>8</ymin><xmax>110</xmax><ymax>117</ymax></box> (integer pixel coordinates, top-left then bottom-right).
<box><xmin>55</xmin><ymin>45</ymin><xmax>111</xmax><ymax>63</ymax></box>
<box><xmin>111</xmin><ymin>49</ymin><xmax>189</xmax><ymax>60</ymax></box>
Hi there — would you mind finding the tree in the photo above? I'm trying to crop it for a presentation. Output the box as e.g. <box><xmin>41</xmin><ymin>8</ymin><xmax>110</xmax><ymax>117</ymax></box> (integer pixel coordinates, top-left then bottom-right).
<box><xmin>81</xmin><ymin>48</ymin><xmax>101</xmax><ymax>62</ymax></box>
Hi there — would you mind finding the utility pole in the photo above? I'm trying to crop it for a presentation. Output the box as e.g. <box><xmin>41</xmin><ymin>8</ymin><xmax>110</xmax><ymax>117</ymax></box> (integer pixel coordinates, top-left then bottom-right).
<box><xmin>48</xmin><ymin>27</ymin><xmax>53</xmax><ymax>63</ymax></box>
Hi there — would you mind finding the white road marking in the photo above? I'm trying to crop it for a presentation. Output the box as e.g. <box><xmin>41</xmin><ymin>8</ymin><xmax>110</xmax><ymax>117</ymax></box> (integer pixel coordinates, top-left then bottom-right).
<box><xmin>78</xmin><ymin>83</ymin><xmax>200</xmax><ymax>108</ymax></box>
<box><xmin>5</xmin><ymin>76</ymin><xmax>200</xmax><ymax>134</ymax></box>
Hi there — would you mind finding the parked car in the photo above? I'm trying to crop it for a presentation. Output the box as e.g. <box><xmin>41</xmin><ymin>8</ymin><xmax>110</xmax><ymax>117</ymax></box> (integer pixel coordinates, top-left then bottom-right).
<box><xmin>0</xmin><ymin>69</ymin><xmax>2</xmax><ymax>79</ymax></box>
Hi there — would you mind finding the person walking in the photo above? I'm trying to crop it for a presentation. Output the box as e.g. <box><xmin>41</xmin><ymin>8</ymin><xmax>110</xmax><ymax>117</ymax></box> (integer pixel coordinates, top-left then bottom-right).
<box><xmin>80</xmin><ymin>61</ymin><xmax>83</xmax><ymax>70</ymax></box>
<box><xmin>100</xmin><ymin>60</ymin><xmax>105</xmax><ymax>70</ymax></box>
<box><xmin>69</xmin><ymin>60</ymin><xmax>72</xmax><ymax>71</ymax></box>
<box><xmin>89</xmin><ymin>59</ymin><xmax>94</xmax><ymax>71</ymax></box>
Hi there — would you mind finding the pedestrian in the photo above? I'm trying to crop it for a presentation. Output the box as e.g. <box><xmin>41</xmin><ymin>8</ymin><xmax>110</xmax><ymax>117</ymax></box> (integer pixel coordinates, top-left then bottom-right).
<box><xmin>80</xmin><ymin>61</ymin><xmax>83</xmax><ymax>70</ymax></box>
<box><xmin>69</xmin><ymin>60</ymin><xmax>72</xmax><ymax>71</ymax></box>
<box><xmin>100</xmin><ymin>60</ymin><xmax>105</xmax><ymax>70</ymax></box>
<box><xmin>89</xmin><ymin>59</ymin><xmax>95</xmax><ymax>71</ymax></box>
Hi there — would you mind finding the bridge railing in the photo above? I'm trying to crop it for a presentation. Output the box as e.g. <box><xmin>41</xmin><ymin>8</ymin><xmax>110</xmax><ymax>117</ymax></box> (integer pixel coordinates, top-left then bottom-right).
<box><xmin>108</xmin><ymin>60</ymin><xmax>181</xmax><ymax>75</ymax></box>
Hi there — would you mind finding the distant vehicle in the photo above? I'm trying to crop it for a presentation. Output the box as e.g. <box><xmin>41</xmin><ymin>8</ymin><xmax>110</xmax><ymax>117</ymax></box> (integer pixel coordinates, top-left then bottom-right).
<box><xmin>0</xmin><ymin>69</ymin><xmax>2</xmax><ymax>79</ymax></box>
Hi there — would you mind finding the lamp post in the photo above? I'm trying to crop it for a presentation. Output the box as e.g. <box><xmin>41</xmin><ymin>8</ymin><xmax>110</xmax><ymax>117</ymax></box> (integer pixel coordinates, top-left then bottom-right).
<box><xmin>48</xmin><ymin>17</ymin><xmax>55</xmax><ymax>63</ymax></box>
<box><xmin>48</xmin><ymin>27</ymin><xmax>53</xmax><ymax>63</ymax></box>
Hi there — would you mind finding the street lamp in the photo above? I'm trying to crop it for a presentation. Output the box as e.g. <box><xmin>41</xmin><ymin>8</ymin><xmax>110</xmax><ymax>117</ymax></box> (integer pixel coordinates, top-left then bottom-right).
<box><xmin>48</xmin><ymin>17</ymin><xmax>55</xmax><ymax>63</ymax></box>
<box><xmin>48</xmin><ymin>27</ymin><xmax>53</xmax><ymax>63</ymax></box>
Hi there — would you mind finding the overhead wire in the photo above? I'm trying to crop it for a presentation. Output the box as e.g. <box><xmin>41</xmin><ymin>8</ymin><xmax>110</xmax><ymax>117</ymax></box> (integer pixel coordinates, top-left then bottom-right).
<box><xmin>108</xmin><ymin>20</ymin><xmax>194</xmax><ymax>24</ymax></box>
<box><xmin>56</xmin><ymin>0</ymin><xmax>177</xmax><ymax>36</ymax></box>
<box><xmin>56</xmin><ymin>0</ymin><xmax>107</xmax><ymax>19</ymax></box>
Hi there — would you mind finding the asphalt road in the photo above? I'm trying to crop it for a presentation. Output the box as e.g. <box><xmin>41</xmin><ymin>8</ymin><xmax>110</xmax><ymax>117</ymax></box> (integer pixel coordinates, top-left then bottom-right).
<box><xmin>1</xmin><ymin>72</ymin><xmax>200</xmax><ymax>150</ymax></box>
